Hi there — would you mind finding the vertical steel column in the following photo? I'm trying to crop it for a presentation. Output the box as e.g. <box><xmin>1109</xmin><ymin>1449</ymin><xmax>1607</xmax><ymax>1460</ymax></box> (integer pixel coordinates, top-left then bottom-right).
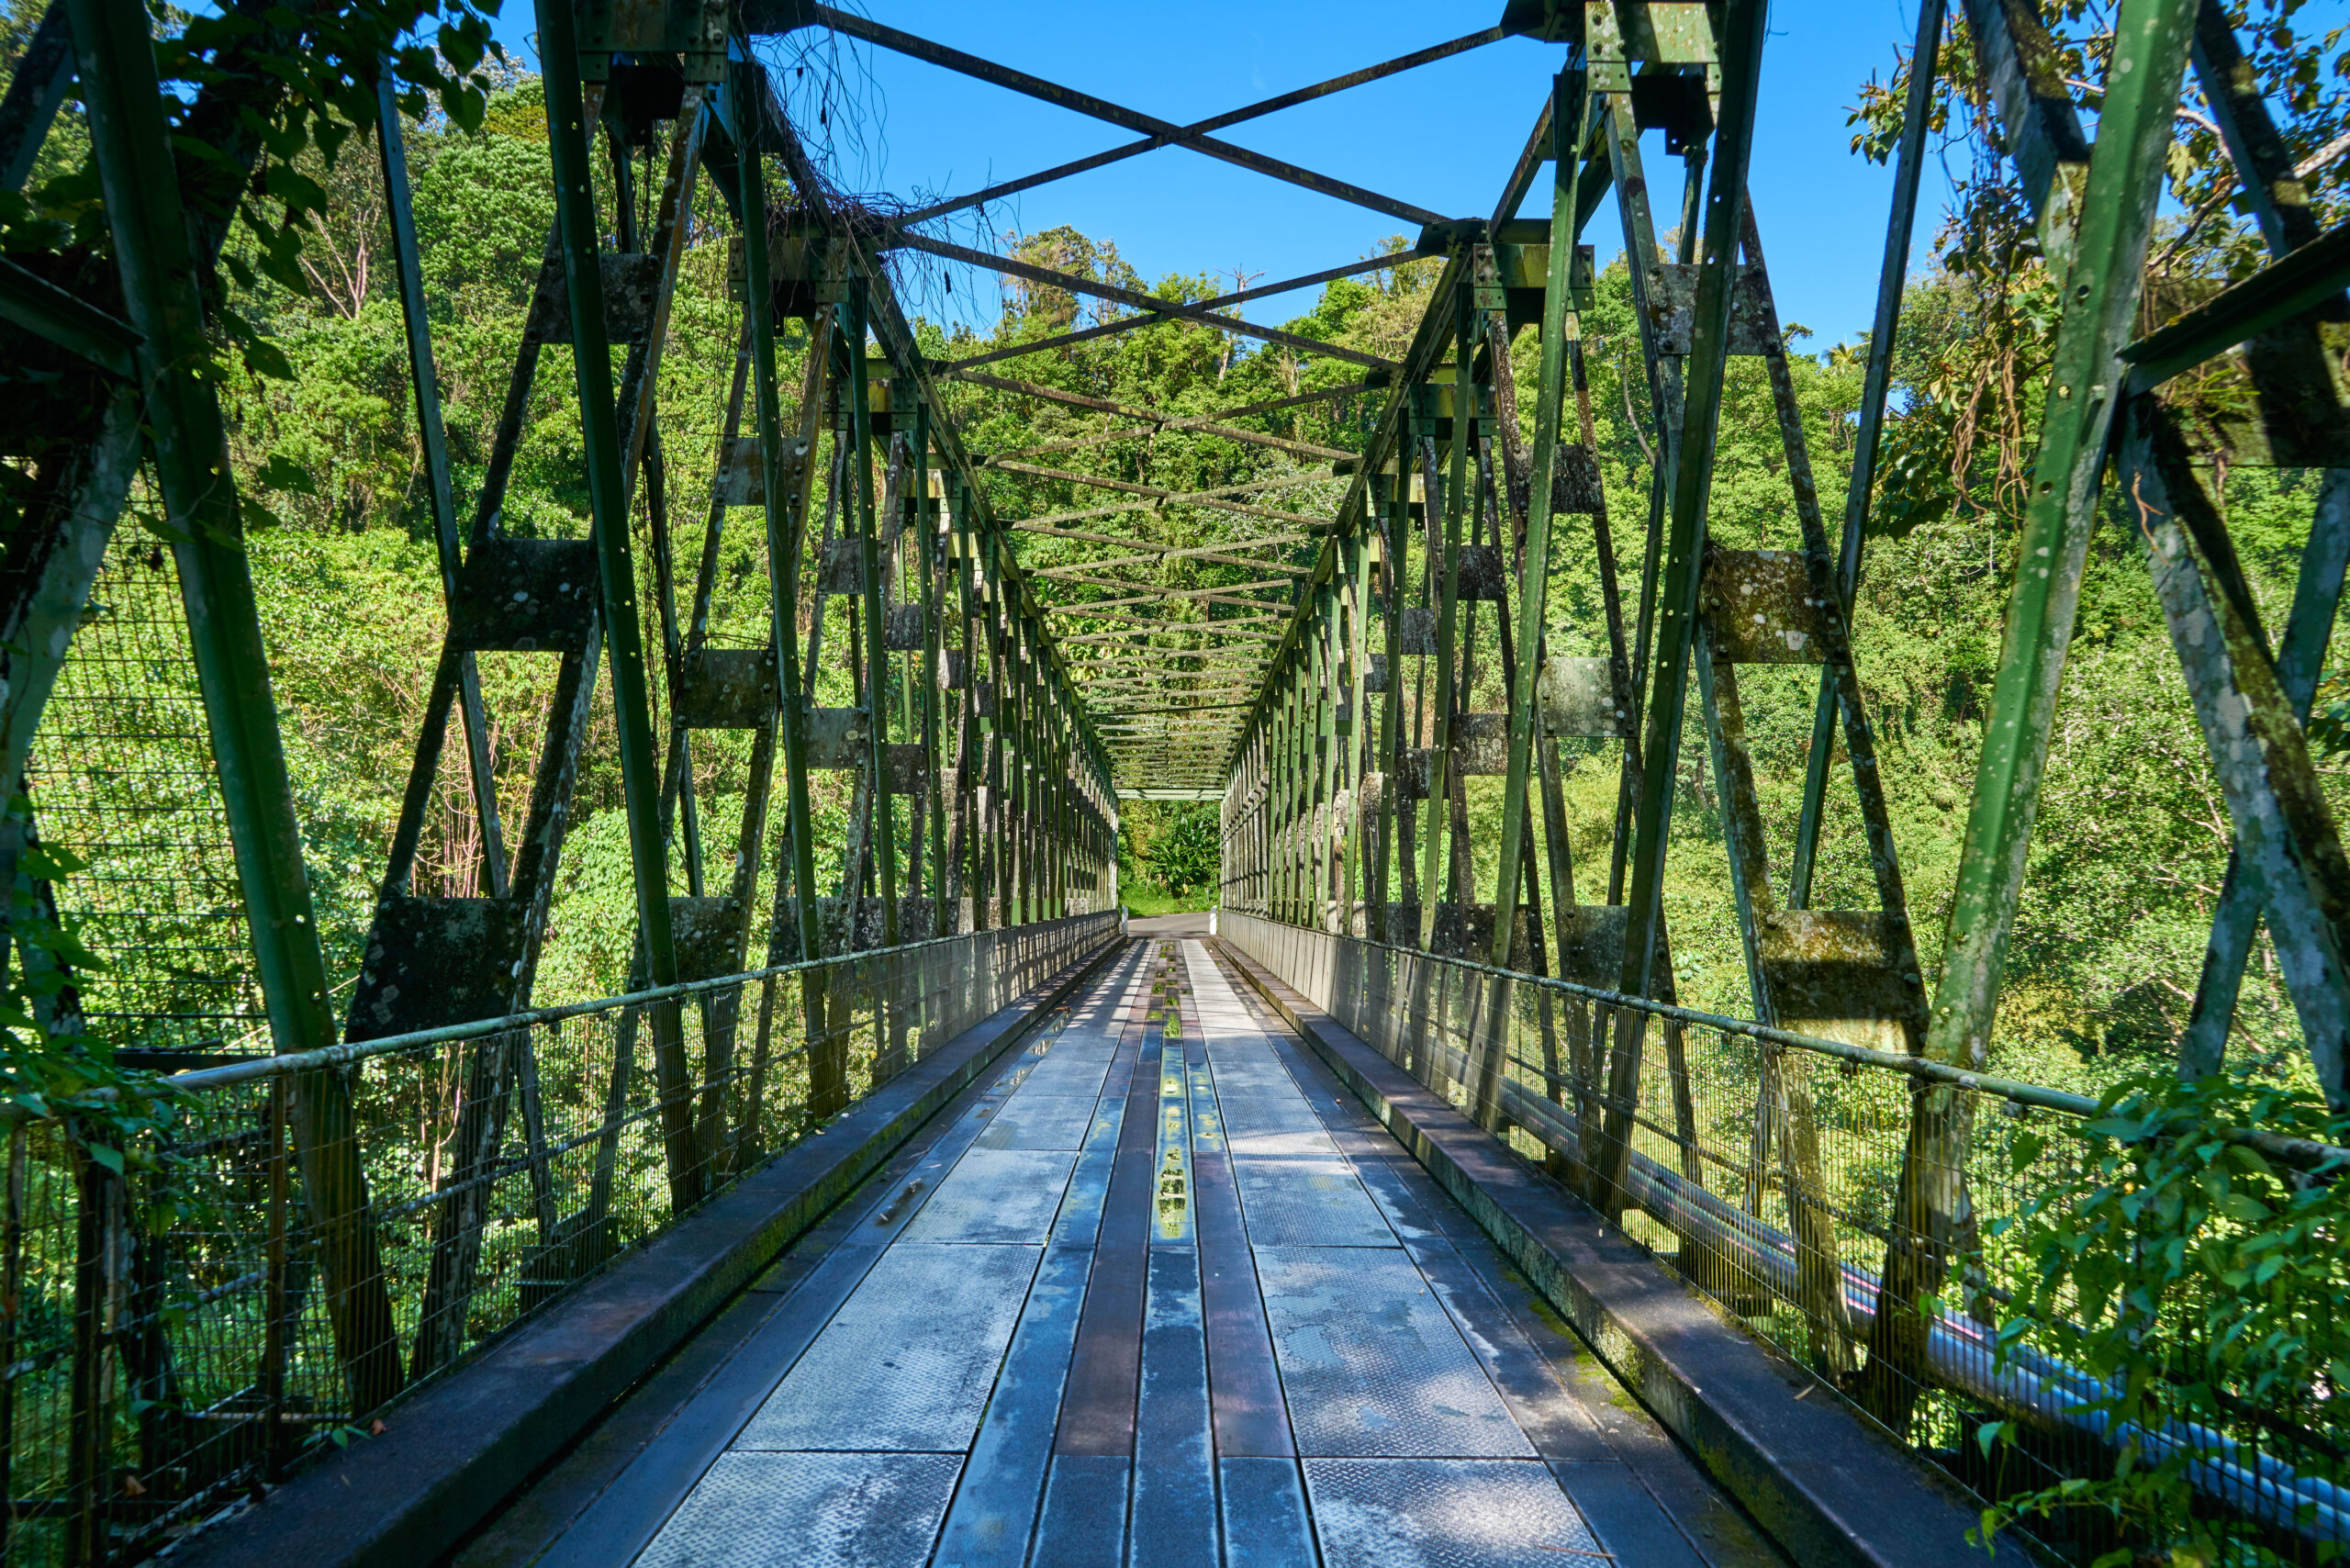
<box><xmin>64</xmin><ymin>0</ymin><xmax>403</xmax><ymax>1407</ymax></box>
<box><xmin>1417</xmin><ymin>288</ymin><xmax>1475</xmax><ymax>951</ymax></box>
<box><xmin>375</xmin><ymin>70</ymin><xmax>509</xmax><ymax>895</ymax></box>
<box><xmin>2176</xmin><ymin>0</ymin><xmax>2350</xmax><ymax>1078</ymax></box>
<box><xmin>1311</xmin><ymin>584</ymin><xmax>1340</xmax><ymax>930</ymax></box>
<box><xmin>1920</xmin><ymin>0</ymin><xmax>2194</xmax><ymax>1070</ymax></box>
<box><xmin>1491</xmin><ymin>68</ymin><xmax>1588</xmax><ymax>968</ymax></box>
<box><xmin>539</xmin><ymin>0</ymin><xmax>697</xmax><ymax>1208</ymax></box>
<box><xmin>847</xmin><ymin>297</ymin><xmax>901</xmax><ymax>947</ymax></box>
<box><xmin>1868</xmin><ymin>0</ymin><xmax>2196</xmax><ymax>1428</ymax></box>
<box><xmin>733</xmin><ymin>50</ymin><xmax>825</xmax><ymax>987</ymax></box>
<box><xmin>1341</xmin><ymin>526</ymin><xmax>1371</xmax><ymax>935</ymax></box>
<box><xmin>1370</xmin><ymin>435</ymin><xmax>1411</xmax><ymax>944</ymax></box>
<box><xmin>916</xmin><ymin>410</ymin><xmax>947</xmax><ymax>930</ymax></box>
<box><xmin>1598</xmin><ymin>0</ymin><xmax>1770</xmax><ymax>1218</ymax></box>
<box><xmin>1788</xmin><ymin>0</ymin><xmax>1945</xmax><ymax>905</ymax></box>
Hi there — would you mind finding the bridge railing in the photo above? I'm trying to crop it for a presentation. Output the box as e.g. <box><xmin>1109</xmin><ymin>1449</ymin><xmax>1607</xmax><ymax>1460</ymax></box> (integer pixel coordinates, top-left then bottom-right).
<box><xmin>0</xmin><ymin>911</ymin><xmax>1113</xmax><ymax>1566</ymax></box>
<box><xmin>1220</xmin><ymin>911</ymin><xmax>2349</xmax><ymax>1556</ymax></box>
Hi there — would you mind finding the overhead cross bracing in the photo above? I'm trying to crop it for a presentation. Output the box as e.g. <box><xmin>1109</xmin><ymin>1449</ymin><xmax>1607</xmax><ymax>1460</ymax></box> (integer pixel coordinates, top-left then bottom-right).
<box><xmin>9</xmin><ymin>0</ymin><xmax>2350</xmax><ymax>1560</ymax></box>
<box><xmin>787</xmin><ymin>6</ymin><xmax>1515</xmax><ymax>790</ymax></box>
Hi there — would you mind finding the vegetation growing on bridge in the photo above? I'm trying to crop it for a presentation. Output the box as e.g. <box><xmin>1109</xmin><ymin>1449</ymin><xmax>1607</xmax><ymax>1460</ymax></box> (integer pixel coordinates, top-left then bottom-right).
<box><xmin>5</xmin><ymin>0</ymin><xmax>2350</xmax><ymax>1560</ymax></box>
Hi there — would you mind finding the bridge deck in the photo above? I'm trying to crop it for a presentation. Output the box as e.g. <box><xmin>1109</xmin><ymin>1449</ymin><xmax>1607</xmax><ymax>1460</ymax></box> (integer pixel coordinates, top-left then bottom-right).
<box><xmin>470</xmin><ymin>938</ymin><xmax>1781</xmax><ymax>1568</ymax></box>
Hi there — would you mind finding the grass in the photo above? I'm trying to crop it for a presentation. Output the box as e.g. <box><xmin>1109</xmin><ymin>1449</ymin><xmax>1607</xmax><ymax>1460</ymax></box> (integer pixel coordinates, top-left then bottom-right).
<box><xmin>1118</xmin><ymin>882</ymin><xmax>1214</xmax><ymax>917</ymax></box>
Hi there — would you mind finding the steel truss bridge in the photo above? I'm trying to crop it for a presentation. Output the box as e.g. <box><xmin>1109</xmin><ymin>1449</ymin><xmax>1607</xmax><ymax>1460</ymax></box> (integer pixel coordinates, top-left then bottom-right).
<box><xmin>0</xmin><ymin>0</ymin><xmax>2345</xmax><ymax>1562</ymax></box>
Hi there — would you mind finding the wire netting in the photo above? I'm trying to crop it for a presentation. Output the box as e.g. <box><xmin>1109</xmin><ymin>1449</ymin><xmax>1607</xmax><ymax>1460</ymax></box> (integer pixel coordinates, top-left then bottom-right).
<box><xmin>1221</xmin><ymin>912</ymin><xmax>2349</xmax><ymax>1562</ymax></box>
<box><xmin>0</xmin><ymin>913</ymin><xmax>1111</xmax><ymax>1565</ymax></box>
<box><xmin>31</xmin><ymin>535</ymin><xmax>263</xmax><ymax>1058</ymax></box>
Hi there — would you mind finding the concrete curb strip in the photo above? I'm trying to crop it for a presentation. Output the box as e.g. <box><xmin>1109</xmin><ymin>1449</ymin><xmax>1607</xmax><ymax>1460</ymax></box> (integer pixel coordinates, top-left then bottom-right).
<box><xmin>162</xmin><ymin>936</ymin><xmax>1123</xmax><ymax>1568</ymax></box>
<box><xmin>1209</xmin><ymin>936</ymin><xmax>2032</xmax><ymax>1568</ymax></box>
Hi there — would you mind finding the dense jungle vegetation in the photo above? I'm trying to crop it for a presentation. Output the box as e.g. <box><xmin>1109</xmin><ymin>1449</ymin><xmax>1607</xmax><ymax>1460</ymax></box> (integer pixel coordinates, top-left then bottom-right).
<box><xmin>6</xmin><ymin>3</ymin><xmax>2350</xmax><ymax>1562</ymax></box>
<box><xmin>5</xmin><ymin>0</ymin><xmax>2341</xmax><ymax>1105</ymax></box>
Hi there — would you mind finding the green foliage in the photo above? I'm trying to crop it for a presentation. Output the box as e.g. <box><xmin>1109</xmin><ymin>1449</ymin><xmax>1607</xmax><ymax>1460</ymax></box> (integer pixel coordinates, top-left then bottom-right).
<box><xmin>1977</xmin><ymin>1070</ymin><xmax>2350</xmax><ymax>1565</ymax></box>
<box><xmin>0</xmin><ymin>798</ymin><xmax>168</xmax><ymax>1165</ymax></box>
<box><xmin>1148</xmin><ymin>805</ymin><xmax>1218</xmax><ymax>899</ymax></box>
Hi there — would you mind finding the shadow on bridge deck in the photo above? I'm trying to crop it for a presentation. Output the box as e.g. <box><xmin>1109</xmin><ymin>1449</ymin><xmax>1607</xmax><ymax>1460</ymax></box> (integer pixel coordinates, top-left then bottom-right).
<box><xmin>446</xmin><ymin>938</ymin><xmax>1785</xmax><ymax>1568</ymax></box>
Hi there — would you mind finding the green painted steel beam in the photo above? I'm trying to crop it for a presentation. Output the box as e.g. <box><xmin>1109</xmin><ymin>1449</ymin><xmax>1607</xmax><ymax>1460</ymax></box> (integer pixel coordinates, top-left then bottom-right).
<box><xmin>65</xmin><ymin>0</ymin><xmax>404</xmax><ymax>1407</ymax></box>
<box><xmin>1922</xmin><ymin>0</ymin><xmax>2196</xmax><ymax>1073</ymax></box>
<box><xmin>1788</xmin><ymin>0</ymin><xmax>1943</xmax><ymax>908</ymax></box>
<box><xmin>2121</xmin><ymin>219</ymin><xmax>2350</xmax><ymax>384</ymax></box>
<box><xmin>534</xmin><ymin>0</ymin><xmax>697</xmax><ymax>1206</ymax></box>
<box><xmin>1597</xmin><ymin>0</ymin><xmax>1770</xmax><ymax>1216</ymax></box>
<box><xmin>1490</xmin><ymin>67</ymin><xmax>1588</xmax><ymax>969</ymax></box>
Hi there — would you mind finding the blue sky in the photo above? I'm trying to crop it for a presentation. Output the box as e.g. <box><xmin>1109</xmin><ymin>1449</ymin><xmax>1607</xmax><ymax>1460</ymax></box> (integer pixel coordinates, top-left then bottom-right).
<box><xmin>498</xmin><ymin>2</ymin><xmax>1955</xmax><ymax>351</ymax></box>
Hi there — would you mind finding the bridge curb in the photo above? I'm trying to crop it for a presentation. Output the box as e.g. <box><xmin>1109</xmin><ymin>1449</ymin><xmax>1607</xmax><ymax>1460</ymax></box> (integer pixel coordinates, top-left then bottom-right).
<box><xmin>1209</xmin><ymin>937</ymin><xmax>2033</xmax><ymax>1568</ymax></box>
<box><xmin>161</xmin><ymin>935</ymin><xmax>1125</xmax><ymax>1568</ymax></box>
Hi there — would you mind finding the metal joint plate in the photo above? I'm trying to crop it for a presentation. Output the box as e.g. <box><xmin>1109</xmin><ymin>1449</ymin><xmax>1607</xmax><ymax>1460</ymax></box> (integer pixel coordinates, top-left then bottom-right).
<box><xmin>1455</xmin><ymin>544</ymin><xmax>1508</xmax><ymax>603</ymax></box>
<box><xmin>670</xmin><ymin>894</ymin><xmax>743</xmax><ymax>981</ymax></box>
<box><xmin>1645</xmin><ymin>263</ymin><xmax>1774</xmax><ymax>357</ymax></box>
<box><xmin>1449</xmin><ymin>712</ymin><xmax>1512</xmax><ymax>775</ymax></box>
<box><xmin>523</xmin><ymin>252</ymin><xmax>660</xmax><ymax>343</ymax></box>
<box><xmin>1701</xmin><ymin>548</ymin><xmax>1831</xmax><ymax>665</ymax></box>
<box><xmin>677</xmin><ymin>646</ymin><xmax>778</xmax><ymax>729</ymax></box>
<box><xmin>1758</xmin><ymin>909</ymin><xmax>1926</xmax><ymax>1053</ymax></box>
<box><xmin>452</xmin><ymin>538</ymin><xmax>599</xmax><ymax>652</ymax></box>
<box><xmin>1539</xmin><ymin>655</ymin><xmax>1629</xmax><ymax>737</ymax></box>
<box><xmin>817</xmin><ymin>537</ymin><xmax>867</xmax><ymax>596</ymax></box>
<box><xmin>883</xmin><ymin>743</ymin><xmax>927</xmax><ymax>795</ymax></box>
<box><xmin>348</xmin><ymin>896</ymin><xmax>527</xmax><ymax>1041</ymax></box>
<box><xmin>805</xmin><ymin>706</ymin><xmax>869</xmax><ymax>768</ymax></box>
<box><xmin>883</xmin><ymin>603</ymin><xmax>925</xmax><ymax>651</ymax></box>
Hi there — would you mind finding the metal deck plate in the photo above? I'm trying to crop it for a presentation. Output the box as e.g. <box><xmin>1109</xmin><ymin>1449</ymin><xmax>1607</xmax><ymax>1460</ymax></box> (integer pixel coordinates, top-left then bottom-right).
<box><xmin>736</xmin><ymin>1243</ymin><xmax>1039</xmax><ymax>1451</ymax></box>
<box><xmin>1254</xmin><ymin>1248</ymin><xmax>1533</xmax><ymax>1459</ymax></box>
<box><xmin>1228</xmin><ymin>1149</ymin><xmax>1398</xmax><ymax>1248</ymax></box>
<box><xmin>633</xmin><ymin>1450</ymin><xmax>962</xmax><ymax>1568</ymax></box>
<box><xmin>1302</xmin><ymin>1458</ymin><xmax>1603</xmax><ymax>1567</ymax></box>
<box><xmin>900</xmin><ymin>1148</ymin><xmax>1078</xmax><ymax>1243</ymax></box>
<box><xmin>1004</xmin><ymin>1055</ymin><xmax>1113</xmax><ymax>1097</ymax></box>
<box><xmin>975</xmin><ymin>1095</ymin><xmax>1102</xmax><ymax>1149</ymax></box>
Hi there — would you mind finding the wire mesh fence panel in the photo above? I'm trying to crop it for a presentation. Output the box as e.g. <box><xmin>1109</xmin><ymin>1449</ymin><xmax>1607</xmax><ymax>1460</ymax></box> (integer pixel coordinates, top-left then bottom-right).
<box><xmin>31</xmin><ymin>535</ymin><xmax>263</xmax><ymax>1060</ymax></box>
<box><xmin>1220</xmin><ymin>912</ymin><xmax>2350</xmax><ymax>1561</ymax></box>
<box><xmin>0</xmin><ymin>913</ymin><xmax>1112</xmax><ymax>1565</ymax></box>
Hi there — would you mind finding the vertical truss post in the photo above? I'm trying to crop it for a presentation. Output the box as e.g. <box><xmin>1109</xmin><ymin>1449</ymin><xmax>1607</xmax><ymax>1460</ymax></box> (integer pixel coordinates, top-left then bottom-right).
<box><xmin>63</xmin><ymin>0</ymin><xmax>403</xmax><ymax>1408</ymax></box>
<box><xmin>1418</xmin><ymin>293</ymin><xmax>1474</xmax><ymax>952</ymax></box>
<box><xmin>1873</xmin><ymin>0</ymin><xmax>2197</xmax><ymax>1428</ymax></box>
<box><xmin>1342</xmin><ymin>525</ymin><xmax>1371</xmax><ymax>935</ymax></box>
<box><xmin>2176</xmin><ymin>0</ymin><xmax>2350</xmax><ymax>1080</ymax></box>
<box><xmin>1367</xmin><ymin>470</ymin><xmax>1404</xmax><ymax>944</ymax></box>
<box><xmin>733</xmin><ymin>48</ymin><xmax>824</xmax><ymax>991</ymax></box>
<box><xmin>1789</xmin><ymin>0</ymin><xmax>1946</xmax><ymax>905</ymax></box>
<box><xmin>1920</xmin><ymin>0</ymin><xmax>2193</xmax><ymax>1070</ymax></box>
<box><xmin>1311</xmin><ymin>583</ymin><xmax>1339</xmax><ymax>930</ymax></box>
<box><xmin>847</xmin><ymin>290</ymin><xmax>900</xmax><ymax>948</ymax></box>
<box><xmin>1598</xmin><ymin>0</ymin><xmax>1769</xmax><ymax>1220</ymax></box>
<box><xmin>375</xmin><ymin>68</ymin><xmax>509</xmax><ymax>894</ymax></box>
<box><xmin>1491</xmin><ymin>67</ymin><xmax>1588</xmax><ymax>969</ymax></box>
<box><xmin>537</xmin><ymin>0</ymin><xmax>696</xmax><ymax>1208</ymax></box>
<box><xmin>915</xmin><ymin>409</ymin><xmax>947</xmax><ymax>930</ymax></box>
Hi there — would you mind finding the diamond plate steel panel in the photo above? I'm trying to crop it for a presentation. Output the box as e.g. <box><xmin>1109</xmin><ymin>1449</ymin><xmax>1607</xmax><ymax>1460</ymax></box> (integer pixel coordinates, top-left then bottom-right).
<box><xmin>900</xmin><ymin>1149</ymin><xmax>1077</xmax><ymax>1243</ymax></box>
<box><xmin>1229</xmin><ymin>1151</ymin><xmax>1396</xmax><ymax>1249</ymax></box>
<box><xmin>737</xmin><ymin>1244</ymin><xmax>1038</xmax><ymax>1451</ymax></box>
<box><xmin>1255</xmin><ymin>1249</ymin><xmax>1531</xmax><ymax>1459</ymax></box>
<box><xmin>1302</xmin><ymin>1458</ymin><xmax>1602</xmax><ymax>1567</ymax></box>
<box><xmin>634</xmin><ymin>1451</ymin><xmax>962</xmax><ymax>1568</ymax></box>
<box><xmin>975</xmin><ymin>1095</ymin><xmax>1101</xmax><ymax>1150</ymax></box>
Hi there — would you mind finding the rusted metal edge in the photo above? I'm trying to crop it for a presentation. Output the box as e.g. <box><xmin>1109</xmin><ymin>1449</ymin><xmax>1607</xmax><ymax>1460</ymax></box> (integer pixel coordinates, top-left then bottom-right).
<box><xmin>157</xmin><ymin>932</ymin><xmax>1126</xmax><ymax>1568</ymax></box>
